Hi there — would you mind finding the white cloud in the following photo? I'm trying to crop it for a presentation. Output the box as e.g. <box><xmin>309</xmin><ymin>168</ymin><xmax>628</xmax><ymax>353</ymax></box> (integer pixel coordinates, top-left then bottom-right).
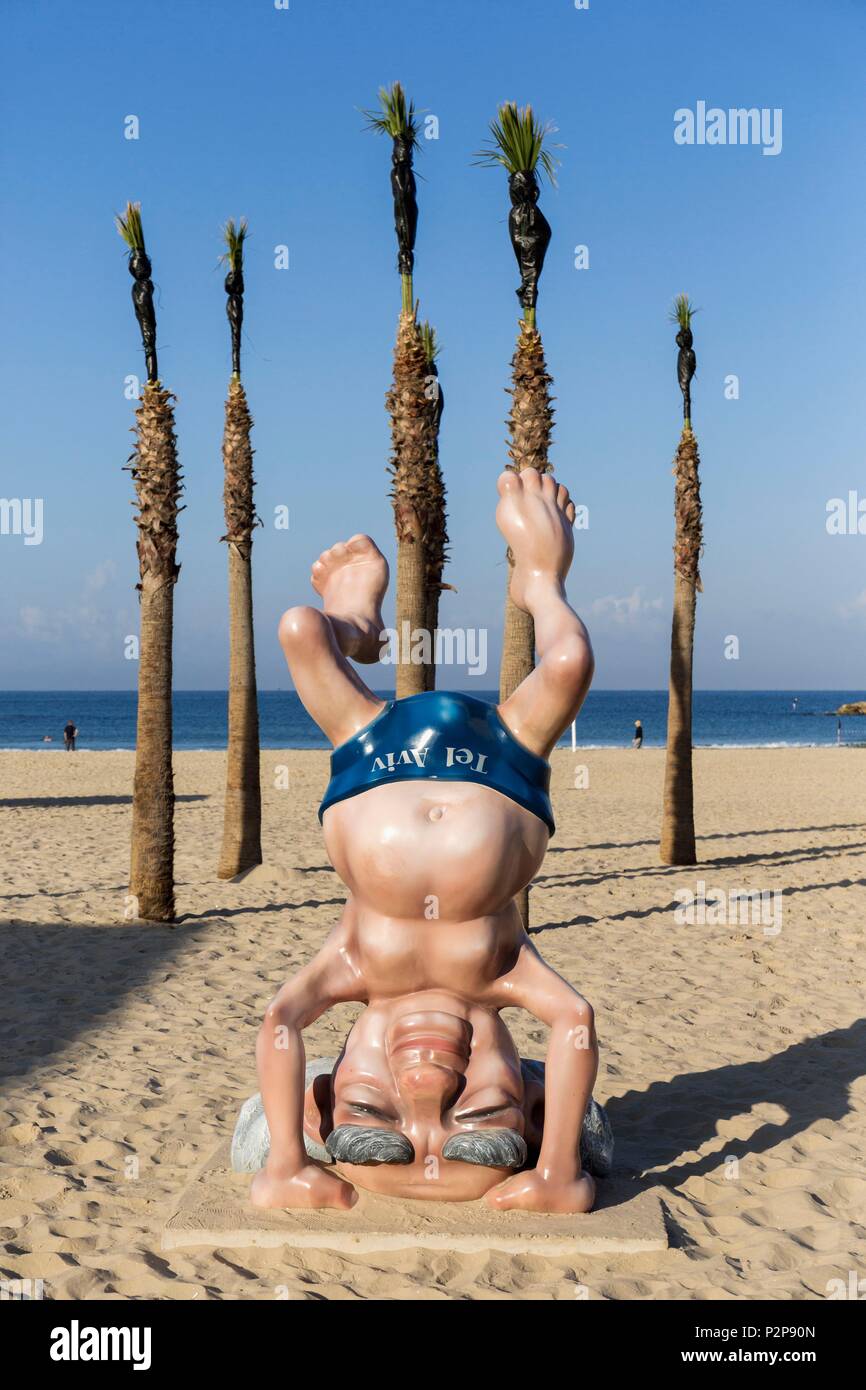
<box><xmin>18</xmin><ymin>604</ymin><xmax>56</xmax><ymax>639</ymax></box>
<box><xmin>83</xmin><ymin>559</ymin><xmax>117</xmax><ymax>595</ymax></box>
<box><xmin>839</xmin><ymin>589</ymin><xmax>866</xmax><ymax>621</ymax></box>
<box><xmin>590</xmin><ymin>587</ymin><xmax>664</xmax><ymax>629</ymax></box>
<box><xmin>14</xmin><ymin>562</ymin><xmax>128</xmax><ymax>651</ymax></box>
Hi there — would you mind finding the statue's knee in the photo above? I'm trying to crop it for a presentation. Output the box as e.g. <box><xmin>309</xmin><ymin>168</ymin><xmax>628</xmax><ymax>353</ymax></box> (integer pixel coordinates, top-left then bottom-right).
<box><xmin>550</xmin><ymin>635</ymin><xmax>594</xmax><ymax>688</ymax></box>
<box><xmin>278</xmin><ymin>605</ymin><xmax>327</xmax><ymax>653</ymax></box>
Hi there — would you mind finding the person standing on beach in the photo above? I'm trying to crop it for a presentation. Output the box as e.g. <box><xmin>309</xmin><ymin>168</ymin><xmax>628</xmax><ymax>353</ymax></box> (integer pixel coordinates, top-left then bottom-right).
<box><xmin>63</xmin><ymin>720</ymin><xmax>77</xmax><ymax>752</ymax></box>
<box><xmin>632</xmin><ymin>719</ymin><xmax>643</xmax><ymax>749</ymax></box>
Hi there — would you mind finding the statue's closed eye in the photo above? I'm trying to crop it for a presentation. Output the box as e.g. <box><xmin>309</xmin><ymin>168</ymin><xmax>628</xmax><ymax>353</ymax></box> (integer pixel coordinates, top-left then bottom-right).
<box><xmin>347</xmin><ymin>1101</ymin><xmax>398</xmax><ymax>1123</ymax></box>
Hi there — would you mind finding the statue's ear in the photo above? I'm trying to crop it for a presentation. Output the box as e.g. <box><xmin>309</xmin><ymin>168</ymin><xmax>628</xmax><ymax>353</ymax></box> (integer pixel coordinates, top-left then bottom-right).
<box><xmin>302</xmin><ymin>1059</ymin><xmax>337</xmax><ymax>1164</ymax></box>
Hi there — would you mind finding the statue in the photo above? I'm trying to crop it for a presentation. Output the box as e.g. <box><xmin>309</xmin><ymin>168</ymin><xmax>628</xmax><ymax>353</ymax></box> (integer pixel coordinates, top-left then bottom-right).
<box><xmin>235</xmin><ymin>468</ymin><xmax>612</xmax><ymax>1213</ymax></box>
<box><xmin>507</xmin><ymin>169</ymin><xmax>552</xmax><ymax>314</ymax></box>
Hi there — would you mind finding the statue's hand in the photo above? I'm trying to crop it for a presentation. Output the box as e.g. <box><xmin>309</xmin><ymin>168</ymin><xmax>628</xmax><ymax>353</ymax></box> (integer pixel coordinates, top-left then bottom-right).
<box><xmin>251</xmin><ymin>1163</ymin><xmax>357</xmax><ymax>1211</ymax></box>
<box><xmin>485</xmin><ymin>1167</ymin><xmax>595</xmax><ymax>1215</ymax></box>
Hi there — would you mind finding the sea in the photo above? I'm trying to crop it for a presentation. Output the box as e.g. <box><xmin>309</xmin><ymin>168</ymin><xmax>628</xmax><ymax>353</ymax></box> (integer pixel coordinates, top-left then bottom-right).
<box><xmin>0</xmin><ymin>690</ymin><xmax>862</xmax><ymax>751</ymax></box>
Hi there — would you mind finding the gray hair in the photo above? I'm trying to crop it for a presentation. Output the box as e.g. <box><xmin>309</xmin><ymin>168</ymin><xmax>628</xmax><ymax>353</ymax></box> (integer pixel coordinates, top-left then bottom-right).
<box><xmin>441</xmin><ymin>1128</ymin><xmax>527</xmax><ymax>1169</ymax></box>
<box><xmin>325</xmin><ymin>1124</ymin><xmax>414</xmax><ymax>1165</ymax></box>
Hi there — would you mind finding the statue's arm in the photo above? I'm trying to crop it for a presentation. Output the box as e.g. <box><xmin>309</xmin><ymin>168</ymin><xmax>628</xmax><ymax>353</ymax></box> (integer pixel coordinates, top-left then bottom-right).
<box><xmin>255</xmin><ymin>928</ymin><xmax>366</xmax><ymax>1188</ymax></box>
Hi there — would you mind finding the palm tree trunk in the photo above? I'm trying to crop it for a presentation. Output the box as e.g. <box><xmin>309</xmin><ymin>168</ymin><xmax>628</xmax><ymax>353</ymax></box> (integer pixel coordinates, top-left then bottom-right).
<box><xmin>500</xmin><ymin>321</ymin><xmax>555</xmax><ymax>703</ymax></box>
<box><xmin>388</xmin><ymin>312</ymin><xmax>434</xmax><ymax>697</ymax></box>
<box><xmin>423</xmin><ymin>593</ymin><xmax>439</xmax><ymax>691</ymax></box>
<box><xmin>395</xmin><ymin>509</ymin><xmax>428</xmax><ymax>696</ymax></box>
<box><xmin>660</xmin><ymin>428</ymin><xmax>703</xmax><ymax>865</ymax></box>
<box><xmin>499</xmin><ymin>593</ymin><xmax>535</xmax><ymax>702</ymax></box>
<box><xmin>499</xmin><ymin>320</ymin><xmax>555</xmax><ymax>927</ymax></box>
<box><xmin>128</xmin><ymin>384</ymin><xmax>181</xmax><ymax>921</ymax></box>
<box><xmin>661</xmin><ymin>571</ymin><xmax>697</xmax><ymax>863</ymax></box>
<box><xmin>218</xmin><ymin>381</ymin><xmax>262</xmax><ymax>878</ymax></box>
<box><xmin>422</xmin><ymin>372</ymin><xmax>447</xmax><ymax>692</ymax></box>
<box><xmin>219</xmin><ymin>545</ymin><xmax>262</xmax><ymax>877</ymax></box>
<box><xmin>131</xmin><ymin>575</ymin><xmax>174</xmax><ymax>919</ymax></box>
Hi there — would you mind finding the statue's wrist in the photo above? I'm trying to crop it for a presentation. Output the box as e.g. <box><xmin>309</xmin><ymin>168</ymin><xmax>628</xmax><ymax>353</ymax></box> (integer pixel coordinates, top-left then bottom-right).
<box><xmin>264</xmin><ymin>1149</ymin><xmax>307</xmax><ymax>1179</ymax></box>
<box><xmin>534</xmin><ymin>1155</ymin><xmax>580</xmax><ymax>1183</ymax></box>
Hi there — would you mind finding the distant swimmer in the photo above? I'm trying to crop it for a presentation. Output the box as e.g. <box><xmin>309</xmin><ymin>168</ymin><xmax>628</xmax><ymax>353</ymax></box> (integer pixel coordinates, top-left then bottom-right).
<box><xmin>792</xmin><ymin>697</ymin><xmax>799</xmax><ymax>712</ymax></box>
<box><xmin>632</xmin><ymin>719</ymin><xmax>644</xmax><ymax>749</ymax></box>
<box><xmin>63</xmin><ymin>720</ymin><xmax>78</xmax><ymax>752</ymax></box>
<box><xmin>42</xmin><ymin>735</ymin><xmax>53</xmax><ymax>743</ymax></box>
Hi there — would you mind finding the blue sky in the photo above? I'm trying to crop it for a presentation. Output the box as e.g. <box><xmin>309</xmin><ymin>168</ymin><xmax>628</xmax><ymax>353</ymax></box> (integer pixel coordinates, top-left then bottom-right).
<box><xmin>2</xmin><ymin>0</ymin><xmax>865</xmax><ymax>691</ymax></box>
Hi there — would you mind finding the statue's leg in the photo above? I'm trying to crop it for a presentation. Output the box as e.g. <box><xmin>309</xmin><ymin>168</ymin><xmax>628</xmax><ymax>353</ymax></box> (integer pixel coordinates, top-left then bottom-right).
<box><xmin>279</xmin><ymin>534</ymin><xmax>389</xmax><ymax>747</ymax></box>
<box><xmin>495</xmin><ymin>469</ymin><xmax>594</xmax><ymax>758</ymax></box>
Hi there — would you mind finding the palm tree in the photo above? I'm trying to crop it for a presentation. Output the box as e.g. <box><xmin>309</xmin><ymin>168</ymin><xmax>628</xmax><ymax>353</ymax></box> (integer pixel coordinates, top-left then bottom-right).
<box><xmin>419</xmin><ymin>320</ymin><xmax>449</xmax><ymax>690</ymax></box>
<box><xmin>365</xmin><ymin>83</ymin><xmax>442</xmax><ymax>696</ymax></box>
<box><xmin>476</xmin><ymin>103</ymin><xmax>559</xmax><ymax>704</ymax></box>
<box><xmin>477</xmin><ymin>104</ymin><xmax>559</xmax><ymax>927</ymax></box>
<box><xmin>217</xmin><ymin>218</ymin><xmax>263</xmax><ymax>880</ymax></box>
<box><xmin>116</xmin><ymin>203</ymin><xmax>183</xmax><ymax>922</ymax></box>
<box><xmin>363</xmin><ymin>82</ymin><xmax>419</xmax><ymax>313</ymax></box>
<box><xmin>660</xmin><ymin>295</ymin><xmax>704</xmax><ymax>866</ymax></box>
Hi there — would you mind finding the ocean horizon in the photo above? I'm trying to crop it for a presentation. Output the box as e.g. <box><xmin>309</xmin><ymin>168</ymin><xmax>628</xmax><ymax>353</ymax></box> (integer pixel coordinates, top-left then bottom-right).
<box><xmin>1</xmin><ymin>689</ymin><xmax>863</xmax><ymax>752</ymax></box>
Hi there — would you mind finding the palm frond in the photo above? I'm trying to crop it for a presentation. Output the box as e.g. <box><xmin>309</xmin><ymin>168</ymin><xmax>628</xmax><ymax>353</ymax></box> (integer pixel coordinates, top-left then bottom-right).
<box><xmin>221</xmin><ymin>217</ymin><xmax>249</xmax><ymax>272</ymax></box>
<box><xmin>419</xmin><ymin>320</ymin><xmax>440</xmax><ymax>363</ymax></box>
<box><xmin>362</xmin><ymin>81</ymin><xmax>420</xmax><ymax>148</ymax></box>
<box><xmin>474</xmin><ymin>102</ymin><xmax>561</xmax><ymax>183</ymax></box>
<box><xmin>116</xmin><ymin>201</ymin><xmax>146</xmax><ymax>251</ymax></box>
<box><xmin>669</xmin><ymin>294</ymin><xmax>698</xmax><ymax>329</ymax></box>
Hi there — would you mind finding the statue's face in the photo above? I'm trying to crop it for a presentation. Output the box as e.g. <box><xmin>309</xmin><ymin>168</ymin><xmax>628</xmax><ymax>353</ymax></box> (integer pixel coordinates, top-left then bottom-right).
<box><xmin>303</xmin><ymin>992</ymin><xmax>542</xmax><ymax>1201</ymax></box>
<box><xmin>508</xmin><ymin>169</ymin><xmax>540</xmax><ymax>206</ymax></box>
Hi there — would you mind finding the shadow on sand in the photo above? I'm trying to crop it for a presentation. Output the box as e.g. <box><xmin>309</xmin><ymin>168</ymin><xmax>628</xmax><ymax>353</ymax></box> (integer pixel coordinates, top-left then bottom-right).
<box><xmin>0</xmin><ymin>795</ymin><xmax>208</xmax><ymax>808</ymax></box>
<box><xmin>0</xmin><ymin>919</ymin><xmax>211</xmax><ymax>1088</ymax></box>
<box><xmin>546</xmin><ymin>822</ymin><xmax>865</xmax><ymax>855</ymax></box>
<box><xmin>531</xmin><ymin>874</ymin><xmax>866</xmax><ymax>934</ymax></box>
<box><xmin>605</xmin><ymin>1019</ymin><xmax>866</xmax><ymax>1187</ymax></box>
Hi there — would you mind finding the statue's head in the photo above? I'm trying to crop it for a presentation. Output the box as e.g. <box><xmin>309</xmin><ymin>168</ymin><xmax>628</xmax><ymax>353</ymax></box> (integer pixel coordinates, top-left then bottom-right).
<box><xmin>508</xmin><ymin>169</ymin><xmax>540</xmax><ymax>206</ymax></box>
<box><xmin>127</xmin><ymin>247</ymin><xmax>153</xmax><ymax>283</ymax></box>
<box><xmin>302</xmin><ymin>991</ymin><xmax>545</xmax><ymax>1201</ymax></box>
<box><xmin>392</xmin><ymin>135</ymin><xmax>414</xmax><ymax>167</ymax></box>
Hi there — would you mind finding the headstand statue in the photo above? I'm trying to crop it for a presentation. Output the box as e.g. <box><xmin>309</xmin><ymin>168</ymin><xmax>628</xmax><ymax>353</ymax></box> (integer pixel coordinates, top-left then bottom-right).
<box><xmin>233</xmin><ymin>468</ymin><xmax>612</xmax><ymax>1213</ymax></box>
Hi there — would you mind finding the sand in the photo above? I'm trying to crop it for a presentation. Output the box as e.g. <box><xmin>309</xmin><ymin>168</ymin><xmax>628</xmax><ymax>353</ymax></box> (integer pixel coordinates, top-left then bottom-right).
<box><xmin>1</xmin><ymin>745</ymin><xmax>864</xmax><ymax>1301</ymax></box>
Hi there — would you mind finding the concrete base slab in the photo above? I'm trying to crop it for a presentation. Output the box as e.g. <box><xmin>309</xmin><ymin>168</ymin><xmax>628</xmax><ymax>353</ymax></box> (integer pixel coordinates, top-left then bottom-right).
<box><xmin>163</xmin><ymin>1141</ymin><xmax>668</xmax><ymax>1257</ymax></box>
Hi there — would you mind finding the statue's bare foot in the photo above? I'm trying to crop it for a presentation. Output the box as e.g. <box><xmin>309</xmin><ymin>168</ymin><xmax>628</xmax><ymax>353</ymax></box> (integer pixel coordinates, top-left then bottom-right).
<box><xmin>311</xmin><ymin>534</ymin><xmax>389</xmax><ymax>663</ymax></box>
<box><xmin>495</xmin><ymin>469</ymin><xmax>576</xmax><ymax>616</ymax></box>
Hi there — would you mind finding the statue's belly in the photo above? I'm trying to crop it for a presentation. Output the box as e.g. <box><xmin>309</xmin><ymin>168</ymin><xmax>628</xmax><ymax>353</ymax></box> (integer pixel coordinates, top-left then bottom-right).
<box><xmin>322</xmin><ymin>779</ymin><xmax>548</xmax><ymax>923</ymax></box>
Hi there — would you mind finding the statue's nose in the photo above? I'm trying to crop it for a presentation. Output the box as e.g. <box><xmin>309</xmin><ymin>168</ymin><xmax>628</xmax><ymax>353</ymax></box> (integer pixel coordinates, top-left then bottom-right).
<box><xmin>396</xmin><ymin>1063</ymin><xmax>460</xmax><ymax>1112</ymax></box>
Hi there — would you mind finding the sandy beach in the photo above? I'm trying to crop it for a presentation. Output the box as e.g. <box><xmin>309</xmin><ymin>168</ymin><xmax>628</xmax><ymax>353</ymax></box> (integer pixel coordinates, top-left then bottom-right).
<box><xmin>1</xmin><ymin>745</ymin><xmax>864</xmax><ymax>1301</ymax></box>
